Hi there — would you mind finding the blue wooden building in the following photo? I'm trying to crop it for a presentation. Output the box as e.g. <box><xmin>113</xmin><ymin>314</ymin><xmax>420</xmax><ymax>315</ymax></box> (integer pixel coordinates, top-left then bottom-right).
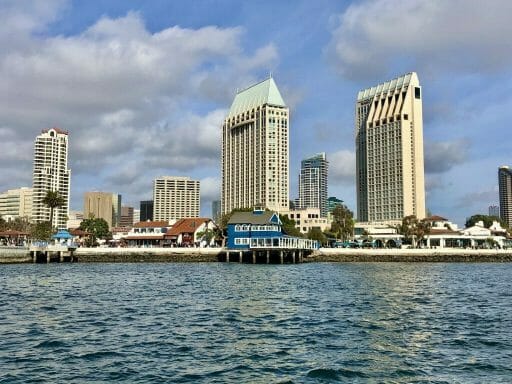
<box><xmin>226</xmin><ymin>209</ymin><xmax>318</xmax><ymax>263</ymax></box>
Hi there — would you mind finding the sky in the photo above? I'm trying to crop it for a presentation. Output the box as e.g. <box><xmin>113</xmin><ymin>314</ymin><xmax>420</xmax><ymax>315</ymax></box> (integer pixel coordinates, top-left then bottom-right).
<box><xmin>1</xmin><ymin>0</ymin><xmax>512</xmax><ymax>226</ymax></box>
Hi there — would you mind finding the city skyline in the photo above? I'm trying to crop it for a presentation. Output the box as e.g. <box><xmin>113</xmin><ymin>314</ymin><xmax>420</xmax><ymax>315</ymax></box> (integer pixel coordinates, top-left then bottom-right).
<box><xmin>1</xmin><ymin>1</ymin><xmax>512</xmax><ymax>226</ymax></box>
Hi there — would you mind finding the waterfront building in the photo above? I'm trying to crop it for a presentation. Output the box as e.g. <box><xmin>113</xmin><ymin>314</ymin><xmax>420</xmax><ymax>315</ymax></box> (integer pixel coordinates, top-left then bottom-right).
<box><xmin>83</xmin><ymin>192</ymin><xmax>122</xmax><ymax>229</ymax></box>
<box><xmin>153</xmin><ymin>176</ymin><xmax>200</xmax><ymax>221</ymax></box>
<box><xmin>0</xmin><ymin>187</ymin><xmax>33</xmax><ymax>221</ymax></box>
<box><xmin>355</xmin><ymin>72</ymin><xmax>426</xmax><ymax>223</ymax></box>
<box><xmin>32</xmin><ymin>128</ymin><xmax>71</xmax><ymax>229</ymax></box>
<box><xmin>298</xmin><ymin>153</ymin><xmax>328</xmax><ymax>217</ymax></box>
<box><xmin>140</xmin><ymin>200</ymin><xmax>153</xmax><ymax>222</ymax></box>
<box><xmin>164</xmin><ymin>218</ymin><xmax>217</xmax><ymax>247</ymax></box>
<box><xmin>222</xmin><ymin>77</ymin><xmax>289</xmax><ymax>215</ymax></box>
<box><xmin>120</xmin><ymin>206</ymin><xmax>134</xmax><ymax>227</ymax></box>
<box><xmin>498</xmin><ymin>166</ymin><xmax>512</xmax><ymax>227</ymax></box>
<box><xmin>227</xmin><ymin>209</ymin><xmax>318</xmax><ymax>251</ymax></box>
<box><xmin>124</xmin><ymin>221</ymin><xmax>171</xmax><ymax>247</ymax></box>
<box><xmin>488</xmin><ymin>205</ymin><xmax>500</xmax><ymax>217</ymax></box>
<box><xmin>281</xmin><ymin>208</ymin><xmax>331</xmax><ymax>235</ymax></box>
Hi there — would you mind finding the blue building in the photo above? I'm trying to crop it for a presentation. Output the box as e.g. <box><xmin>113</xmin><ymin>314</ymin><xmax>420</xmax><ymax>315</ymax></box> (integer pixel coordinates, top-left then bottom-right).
<box><xmin>226</xmin><ymin>209</ymin><xmax>318</xmax><ymax>263</ymax></box>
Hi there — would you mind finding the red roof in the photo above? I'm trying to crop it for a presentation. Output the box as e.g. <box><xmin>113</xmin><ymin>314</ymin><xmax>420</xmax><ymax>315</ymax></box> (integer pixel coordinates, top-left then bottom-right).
<box><xmin>166</xmin><ymin>218</ymin><xmax>210</xmax><ymax>237</ymax></box>
<box><xmin>424</xmin><ymin>215</ymin><xmax>448</xmax><ymax>222</ymax></box>
<box><xmin>69</xmin><ymin>229</ymin><xmax>91</xmax><ymax>236</ymax></box>
<box><xmin>133</xmin><ymin>221</ymin><xmax>169</xmax><ymax>228</ymax></box>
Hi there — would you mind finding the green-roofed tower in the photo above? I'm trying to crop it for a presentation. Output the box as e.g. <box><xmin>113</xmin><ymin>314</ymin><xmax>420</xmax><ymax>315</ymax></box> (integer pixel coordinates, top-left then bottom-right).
<box><xmin>222</xmin><ymin>77</ymin><xmax>290</xmax><ymax>214</ymax></box>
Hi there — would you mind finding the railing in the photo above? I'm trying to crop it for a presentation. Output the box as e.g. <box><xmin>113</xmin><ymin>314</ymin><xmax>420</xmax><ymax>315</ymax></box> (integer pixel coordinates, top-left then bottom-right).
<box><xmin>250</xmin><ymin>237</ymin><xmax>318</xmax><ymax>250</ymax></box>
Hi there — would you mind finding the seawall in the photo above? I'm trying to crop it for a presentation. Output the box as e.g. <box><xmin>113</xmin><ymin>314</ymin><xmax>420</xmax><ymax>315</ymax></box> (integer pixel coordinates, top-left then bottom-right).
<box><xmin>2</xmin><ymin>246</ymin><xmax>512</xmax><ymax>264</ymax></box>
<box><xmin>307</xmin><ymin>248</ymin><xmax>512</xmax><ymax>262</ymax></box>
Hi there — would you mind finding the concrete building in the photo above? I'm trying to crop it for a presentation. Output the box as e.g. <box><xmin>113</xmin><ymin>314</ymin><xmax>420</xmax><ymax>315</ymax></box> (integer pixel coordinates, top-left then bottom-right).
<box><xmin>498</xmin><ymin>166</ymin><xmax>512</xmax><ymax>227</ymax></box>
<box><xmin>153</xmin><ymin>176</ymin><xmax>200</xmax><ymax>221</ymax></box>
<box><xmin>282</xmin><ymin>208</ymin><xmax>331</xmax><ymax>235</ymax></box>
<box><xmin>0</xmin><ymin>187</ymin><xmax>33</xmax><ymax>220</ymax></box>
<box><xmin>222</xmin><ymin>77</ymin><xmax>289</xmax><ymax>215</ymax></box>
<box><xmin>32</xmin><ymin>128</ymin><xmax>71</xmax><ymax>229</ymax></box>
<box><xmin>83</xmin><ymin>192</ymin><xmax>122</xmax><ymax>229</ymax></box>
<box><xmin>140</xmin><ymin>200</ymin><xmax>153</xmax><ymax>222</ymax></box>
<box><xmin>355</xmin><ymin>72</ymin><xmax>426</xmax><ymax>223</ymax></box>
<box><xmin>66</xmin><ymin>210</ymin><xmax>84</xmax><ymax>230</ymax></box>
<box><xmin>133</xmin><ymin>209</ymin><xmax>140</xmax><ymax>224</ymax></box>
<box><xmin>120</xmin><ymin>206</ymin><xmax>134</xmax><ymax>227</ymax></box>
<box><xmin>298</xmin><ymin>153</ymin><xmax>328</xmax><ymax>217</ymax></box>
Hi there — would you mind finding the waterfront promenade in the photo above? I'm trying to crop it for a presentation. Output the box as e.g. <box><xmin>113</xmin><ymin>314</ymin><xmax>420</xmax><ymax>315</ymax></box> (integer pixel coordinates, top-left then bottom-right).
<box><xmin>1</xmin><ymin>246</ymin><xmax>512</xmax><ymax>263</ymax></box>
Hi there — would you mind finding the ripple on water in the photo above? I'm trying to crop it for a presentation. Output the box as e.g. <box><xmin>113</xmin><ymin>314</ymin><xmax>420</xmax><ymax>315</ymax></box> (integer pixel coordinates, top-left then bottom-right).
<box><xmin>0</xmin><ymin>262</ymin><xmax>511</xmax><ymax>383</ymax></box>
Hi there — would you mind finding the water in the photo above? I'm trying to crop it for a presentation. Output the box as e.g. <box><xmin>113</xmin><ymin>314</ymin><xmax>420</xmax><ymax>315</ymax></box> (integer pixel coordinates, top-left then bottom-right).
<box><xmin>1</xmin><ymin>262</ymin><xmax>511</xmax><ymax>383</ymax></box>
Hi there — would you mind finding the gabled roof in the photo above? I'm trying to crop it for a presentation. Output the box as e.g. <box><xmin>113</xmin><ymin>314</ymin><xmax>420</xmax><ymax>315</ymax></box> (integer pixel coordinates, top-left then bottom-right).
<box><xmin>166</xmin><ymin>218</ymin><xmax>210</xmax><ymax>236</ymax></box>
<box><xmin>228</xmin><ymin>211</ymin><xmax>282</xmax><ymax>226</ymax></box>
<box><xmin>228</xmin><ymin>77</ymin><xmax>286</xmax><ymax>118</ymax></box>
<box><xmin>133</xmin><ymin>221</ymin><xmax>169</xmax><ymax>228</ymax></box>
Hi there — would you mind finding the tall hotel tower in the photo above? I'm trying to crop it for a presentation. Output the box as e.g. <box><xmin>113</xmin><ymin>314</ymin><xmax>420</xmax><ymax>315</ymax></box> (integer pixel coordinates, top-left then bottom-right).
<box><xmin>498</xmin><ymin>166</ymin><xmax>512</xmax><ymax>227</ymax></box>
<box><xmin>299</xmin><ymin>153</ymin><xmax>329</xmax><ymax>217</ymax></box>
<box><xmin>222</xmin><ymin>77</ymin><xmax>289</xmax><ymax>214</ymax></box>
<box><xmin>153</xmin><ymin>176</ymin><xmax>200</xmax><ymax>221</ymax></box>
<box><xmin>355</xmin><ymin>72</ymin><xmax>426</xmax><ymax>222</ymax></box>
<box><xmin>32</xmin><ymin>128</ymin><xmax>71</xmax><ymax>229</ymax></box>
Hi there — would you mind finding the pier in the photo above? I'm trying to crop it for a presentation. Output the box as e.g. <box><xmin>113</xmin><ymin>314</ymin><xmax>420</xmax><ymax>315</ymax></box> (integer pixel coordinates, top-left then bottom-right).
<box><xmin>29</xmin><ymin>244</ymin><xmax>76</xmax><ymax>263</ymax></box>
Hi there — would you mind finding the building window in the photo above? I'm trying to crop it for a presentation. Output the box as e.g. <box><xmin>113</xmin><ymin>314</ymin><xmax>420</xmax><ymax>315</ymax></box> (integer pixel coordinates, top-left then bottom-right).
<box><xmin>414</xmin><ymin>87</ymin><xmax>421</xmax><ymax>99</ymax></box>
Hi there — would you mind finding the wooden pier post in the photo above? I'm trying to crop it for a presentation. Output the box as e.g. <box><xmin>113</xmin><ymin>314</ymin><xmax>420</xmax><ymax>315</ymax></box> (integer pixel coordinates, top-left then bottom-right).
<box><xmin>226</xmin><ymin>251</ymin><xmax>230</xmax><ymax>262</ymax></box>
<box><xmin>280</xmin><ymin>250</ymin><xmax>284</xmax><ymax>264</ymax></box>
<box><xmin>252</xmin><ymin>251</ymin><xmax>256</xmax><ymax>264</ymax></box>
<box><xmin>266</xmin><ymin>250</ymin><xmax>270</xmax><ymax>264</ymax></box>
<box><xmin>46</xmin><ymin>251</ymin><xmax>50</xmax><ymax>263</ymax></box>
<box><xmin>292</xmin><ymin>251</ymin><xmax>296</xmax><ymax>264</ymax></box>
<box><xmin>239</xmin><ymin>251</ymin><xmax>243</xmax><ymax>263</ymax></box>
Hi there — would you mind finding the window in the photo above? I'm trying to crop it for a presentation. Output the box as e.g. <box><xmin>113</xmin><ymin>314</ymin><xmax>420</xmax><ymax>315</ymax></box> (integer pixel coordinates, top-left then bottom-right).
<box><xmin>414</xmin><ymin>87</ymin><xmax>421</xmax><ymax>99</ymax></box>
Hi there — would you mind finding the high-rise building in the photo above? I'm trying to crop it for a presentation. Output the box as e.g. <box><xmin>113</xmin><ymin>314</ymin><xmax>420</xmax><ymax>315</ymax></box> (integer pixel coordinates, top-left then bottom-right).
<box><xmin>153</xmin><ymin>176</ymin><xmax>200</xmax><ymax>221</ymax></box>
<box><xmin>488</xmin><ymin>205</ymin><xmax>500</xmax><ymax>217</ymax></box>
<box><xmin>140</xmin><ymin>200</ymin><xmax>153</xmax><ymax>222</ymax></box>
<box><xmin>355</xmin><ymin>72</ymin><xmax>426</xmax><ymax>222</ymax></box>
<box><xmin>211</xmin><ymin>200</ymin><xmax>221</xmax><ymax>223</ymax></box>
<box><xmin>498</xmin><ymin>166</ymin><xmax>512</xmax><ymax>227</ymax></box>
<box><xmin>221</xmin><ymin>77</ymin><xmax>289</xmax><ymax>214</ymax></box>
<box><xmin>32</xmin><ymin>128</ymin><xmax>71</xmax><ymax>229</ymax></box>
<box><xmin>120</xmin><ymin>206</ymin><xmax>134</xmax><ymax>227</ymax></box>
<box><xmin>298</xmin><ymin>153</ymin><xmax>328</xmax><ymax>217</ymax></box>
<box><xmin>83</xmin><ymin>192</ymin><xmax>122</xmax><ymax>229</ymax></box>
<box><xmin>327</xmin><ymin>196</ymin><xmax>344</xmax><ymax>213</ymax></box>
<box><xmin>0</xmin><ymin>187</ymin><xmax>33</xmax><ymax>220</ymax></box>
<box><xmin>133</xmin><ymin>209</ymin><xmax>140</xmax><ymax>224</ymax></box>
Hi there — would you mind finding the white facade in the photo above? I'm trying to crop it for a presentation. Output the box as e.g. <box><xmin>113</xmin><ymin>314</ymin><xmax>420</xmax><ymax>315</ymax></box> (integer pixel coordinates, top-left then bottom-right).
<box><xmin>282</xmin><ymin>208</ymin><xmax>331</xmax><ymax>234</ymax></box>
<box><xmin>299</xmin><ymin>153</ymin><xmax>328</xmax><ymax>217</ymax></box>
<box><xmin>0</xmin><ymin>187</ymin><xmax>33</xmax><ymax>220</ymax></box>
<box><xmin>153</xmin><ymin>176</ymin><xmax>200</xmax><ymax>221</ymax></box>
<box><xmin>222</xmin><ymin>77</ymin><xmax>289</xmax><ymax>214</ymax></box>
<box><xmin>356</xmin><ymin>72</ymin><xmax>426</xmax><ymax>222</ymax></box>
<box><xmin>32</xmin><ymin>128</ymin><xmax>71</xmax><ymax>229</ymax></box>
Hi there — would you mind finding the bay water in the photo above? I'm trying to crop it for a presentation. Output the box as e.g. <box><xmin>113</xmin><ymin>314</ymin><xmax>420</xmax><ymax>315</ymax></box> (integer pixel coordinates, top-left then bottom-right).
<box><xmin>1</xmin><ymin>262</ymin><xmax>511</xmax><ymax>383</ymax></box>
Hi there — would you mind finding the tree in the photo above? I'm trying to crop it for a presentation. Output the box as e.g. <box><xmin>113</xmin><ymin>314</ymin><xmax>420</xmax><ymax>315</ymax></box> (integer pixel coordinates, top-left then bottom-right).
<box><xmin>397</xmin><ymin>215</ymin><xmax>431</xmax><ymax>247</ymax></box>
<box><xmin>279</xmin><ymin>214</ymin><xmax>302</xmax><ymax>237</ymax></box>
<box><xmin>306</xmin><ymin>227</ymin><xmax>327</xmax><ymax>246</ymax></box>
<box><xmin>30</xmin><ymin>221</ymin><xmax>53</xmax><ymax>241</ymax></box>
<box><xmin>465</xmin><ymin>214</ymin><xmax>507</xmax><ymax>229</ymax></box>
<box><xmin>79</xmin><ymin>216</ymin><xmax>111</xmax><ymax>246</ymax></box>
<box><xmin>330</xmin><ymin>204</ymin><xmax>354</xmax><ymax>240</ymax></box>
<box><xmin>42</xmin><ymin>190</ymin><xmax>65</xmax><ymax>230</ymax></box>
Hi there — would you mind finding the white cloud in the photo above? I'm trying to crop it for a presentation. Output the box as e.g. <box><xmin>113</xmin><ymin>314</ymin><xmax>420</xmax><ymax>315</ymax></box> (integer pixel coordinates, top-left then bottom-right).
<box><xmin>0</xmin><ymin>6</ymin><xmax>277</xmax><ymax>207</ymax></box>
<box><xmin>327</xmin><ymin>0</ymin><xmax>512</xmax><ymax>80</ymax></box>
<box><xmin>424</xmin><ymin>139</ymin><xmax>470</xmax><ymax>174</ymax></box>
<box><xmin>329</xmin><ymin>150</ymin><xmax>355</xmax><ymax>185</ymax></box>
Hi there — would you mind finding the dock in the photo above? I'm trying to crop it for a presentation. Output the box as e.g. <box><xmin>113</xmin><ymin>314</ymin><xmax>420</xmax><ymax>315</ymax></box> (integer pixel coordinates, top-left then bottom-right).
<box><xmin>29</xmin><ymin>244</ymin><xmax>77</xmax><ymax>263</ymax></box>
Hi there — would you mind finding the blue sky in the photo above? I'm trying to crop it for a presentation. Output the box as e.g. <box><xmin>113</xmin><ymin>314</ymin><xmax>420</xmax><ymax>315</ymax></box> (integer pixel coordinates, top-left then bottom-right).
<box><xmin>1</xmin><ymin>0</ymin><xmax>511</xmax><ymax>226</ymax></box>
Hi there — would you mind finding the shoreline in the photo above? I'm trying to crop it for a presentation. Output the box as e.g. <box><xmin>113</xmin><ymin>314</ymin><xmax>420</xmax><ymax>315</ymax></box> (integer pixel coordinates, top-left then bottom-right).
<box><xmin>1</xmin><ymin>246</ymin><xmax>512</xmax><ymax>263</ymax></box>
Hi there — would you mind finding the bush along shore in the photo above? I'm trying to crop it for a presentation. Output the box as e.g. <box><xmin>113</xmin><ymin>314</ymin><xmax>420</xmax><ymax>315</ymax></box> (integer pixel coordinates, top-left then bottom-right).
<box><xmin>1</xmin><ymin>246</ymin><xmax>512</xmax><ymax>264</ymax></box>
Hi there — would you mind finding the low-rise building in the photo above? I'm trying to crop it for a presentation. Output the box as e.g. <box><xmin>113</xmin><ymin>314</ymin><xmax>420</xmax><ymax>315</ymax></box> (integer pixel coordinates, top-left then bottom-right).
<box><xmin>124</xmin><ymin>221</ymin><xmax>171</xmax><ymax>247</ymax></box>
<box><xmin>281</xmin><ymin>208</ymin><xmax>330</xmax><ymax>234</ymax></box>
<box><xmin>164</xmin><ymin>218</ymin><xmax>217</xmax><ymax>247</ymax></box>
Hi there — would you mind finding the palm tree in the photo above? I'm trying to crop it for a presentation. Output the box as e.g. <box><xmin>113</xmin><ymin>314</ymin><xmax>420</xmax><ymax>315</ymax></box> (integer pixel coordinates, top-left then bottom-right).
<box><xmin>42</xmin><ymin>190</ymin><xmax>65</xmax><ymax>230</ymax></box>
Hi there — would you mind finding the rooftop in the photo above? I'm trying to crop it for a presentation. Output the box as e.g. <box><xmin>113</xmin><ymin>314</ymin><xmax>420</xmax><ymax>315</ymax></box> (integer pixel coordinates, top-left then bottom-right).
<box><xmin>227</xmin><ymin>77</ymin><xmax>286</xmax><ymax>118</ymax></box>
<box><xmin>357</xmin><ymin>72</ymin><xmax>418</xmax><ymax>101</ymax></box>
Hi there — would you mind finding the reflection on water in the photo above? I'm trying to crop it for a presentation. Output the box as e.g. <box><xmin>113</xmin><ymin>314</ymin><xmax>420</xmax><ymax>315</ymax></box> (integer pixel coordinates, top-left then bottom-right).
<box><xmin>1</xmin><ymin>262</ymin><xmax>511</xmax><ymax>383</ymax></box>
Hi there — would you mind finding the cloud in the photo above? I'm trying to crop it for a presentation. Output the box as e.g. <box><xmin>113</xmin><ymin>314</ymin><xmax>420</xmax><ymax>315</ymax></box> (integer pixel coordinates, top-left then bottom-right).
<box><xmin>329</xmin><ymin>150</ymin><xmax>355</xmax><ymax>185</ymax></box>
<box><xmin>0</xmin><ymin>6</ymin><xmax>277</xmax><ymax>209</ymax></box>
<box><xmin>424</xmin><ymin>139</ymin><xmax>470</xmax><ymax>174</ymax></box>
<box><xmin>327</xmin><ymin>0</ymin><xmax>512</xmax><ymax>81</ymax></box>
